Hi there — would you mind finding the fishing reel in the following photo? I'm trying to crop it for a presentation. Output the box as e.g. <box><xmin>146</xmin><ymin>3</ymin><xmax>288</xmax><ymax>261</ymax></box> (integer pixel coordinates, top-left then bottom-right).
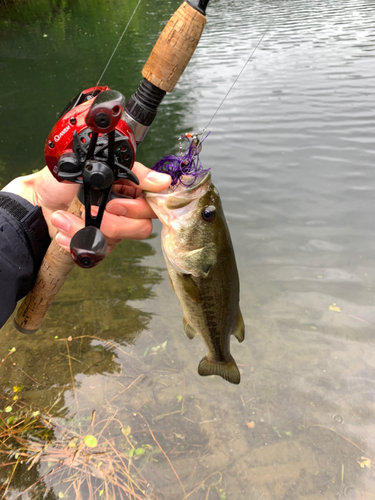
<box><xmin>45</xmin><ymin>86</ymin><xmax>138</xmax><ymax>269</ymax></box>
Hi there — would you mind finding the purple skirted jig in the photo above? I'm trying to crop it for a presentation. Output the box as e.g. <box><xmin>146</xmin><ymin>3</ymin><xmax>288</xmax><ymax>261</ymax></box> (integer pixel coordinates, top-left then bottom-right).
<box><xmin>152</xmin><ymin>132</ymin><xmax>210</xmax><ymax>188</ymax></box>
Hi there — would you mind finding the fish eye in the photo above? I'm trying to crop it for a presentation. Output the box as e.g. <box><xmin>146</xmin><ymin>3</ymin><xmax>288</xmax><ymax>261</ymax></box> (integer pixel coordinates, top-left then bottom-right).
<box><xmin>201</xmin><ymin>205</ymin><xmax>216</xmax><ymax>222</ymax></box>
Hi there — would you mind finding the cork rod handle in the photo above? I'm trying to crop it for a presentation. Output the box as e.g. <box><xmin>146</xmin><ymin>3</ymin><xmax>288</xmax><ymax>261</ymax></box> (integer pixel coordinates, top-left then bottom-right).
<box><xmin>142</xmin><ymin>1</ymin><xmax>206</xmax><ymax>93</ymax></box>
<box><xmin>14</xmin><ymin>196</ymin><xmax>84</xmax><ymax>333</ymax></box>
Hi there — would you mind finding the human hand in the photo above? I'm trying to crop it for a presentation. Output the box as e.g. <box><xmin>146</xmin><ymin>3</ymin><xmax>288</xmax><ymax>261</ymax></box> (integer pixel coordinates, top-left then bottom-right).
<box><xmin>3</xmin><ymin>163</ymin><xmax>171</xmax><ymax>253</ymax></box>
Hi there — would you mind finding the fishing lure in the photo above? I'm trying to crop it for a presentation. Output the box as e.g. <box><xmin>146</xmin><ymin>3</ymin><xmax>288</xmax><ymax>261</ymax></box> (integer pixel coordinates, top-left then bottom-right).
<box><xmin>152</xmin><ymin>132</ymin><xmax>210</xmax><ymax>187</ymax></box>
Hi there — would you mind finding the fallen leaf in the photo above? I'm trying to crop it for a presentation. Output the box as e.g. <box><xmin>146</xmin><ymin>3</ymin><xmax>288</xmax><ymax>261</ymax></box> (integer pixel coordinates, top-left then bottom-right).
<box><xmin>174</xmin><ymin>433</ymin><xmax>185</xmax><ymax>440</ymax></box>
<box><xmin>357</xmin><ymin>457</ymin><xmax>371</xmax><ymax>469</ymax></box>
<box><xmin>246</xmin><ymin>421</ymin><xmax>255</xmax><ymax>429</ymax></box>
<box><xmin>121</xmin><ymin>426</ymin><xmax>131</xmax><ymax>437</ymax></box>
<box><xmin>329</xmin><ymin>303</ymin><xmax>341</xmax><ymax>312</ymax></box>
<box><xmin>68</xmin><ymin>438</ymin><xmax>78</xmax><ymax>448</ymax></box>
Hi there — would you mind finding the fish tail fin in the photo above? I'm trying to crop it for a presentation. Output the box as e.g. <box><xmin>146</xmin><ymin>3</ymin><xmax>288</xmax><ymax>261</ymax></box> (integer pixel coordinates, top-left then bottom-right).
<box><xmin>198</xmin><ymin>355</ymin><xmax>241</xmax><ymax>385</ymax></box>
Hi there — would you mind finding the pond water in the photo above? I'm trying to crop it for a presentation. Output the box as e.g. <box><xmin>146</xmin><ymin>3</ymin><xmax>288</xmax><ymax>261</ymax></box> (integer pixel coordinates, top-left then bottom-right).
<box><xmin>1</xmin><ymin>0</ymin><xmax>375</xmax><ymax>498</ymax></box>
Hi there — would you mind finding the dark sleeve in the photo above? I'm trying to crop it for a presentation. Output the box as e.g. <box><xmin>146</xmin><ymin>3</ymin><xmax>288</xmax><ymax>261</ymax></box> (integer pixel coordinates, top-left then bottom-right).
<box><xmin>0</xmin><ymin>192</ymin><xmax>51</xmax><ymax>328</ymax></box>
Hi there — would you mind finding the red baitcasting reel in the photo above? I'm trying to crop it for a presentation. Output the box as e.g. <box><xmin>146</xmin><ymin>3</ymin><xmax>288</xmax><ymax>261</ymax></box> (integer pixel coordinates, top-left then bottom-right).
<box><xmin>45</xmin><ymin>86</ymin><xmax>138</xmax><ymax>269</ymax></box>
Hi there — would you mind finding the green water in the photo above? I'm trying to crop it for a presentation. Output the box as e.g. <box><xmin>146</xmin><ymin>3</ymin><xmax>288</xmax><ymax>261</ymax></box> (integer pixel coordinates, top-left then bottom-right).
<box><xmin>2</xmin><ymin>0</ymin><xmax>375</xmax><ymax>498</ymax></box>
<box><xmin>0</xmin><ymin>0</ymin><xmax>187</xmax><ymax>183</ymax></box>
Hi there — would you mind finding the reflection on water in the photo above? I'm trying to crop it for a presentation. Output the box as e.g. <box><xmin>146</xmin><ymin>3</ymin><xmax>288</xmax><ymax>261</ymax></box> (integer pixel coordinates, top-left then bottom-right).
<box><xmin>1</xmin><ymin>0</ymin><xmax>375</xmax><ymax>498</ymax></box>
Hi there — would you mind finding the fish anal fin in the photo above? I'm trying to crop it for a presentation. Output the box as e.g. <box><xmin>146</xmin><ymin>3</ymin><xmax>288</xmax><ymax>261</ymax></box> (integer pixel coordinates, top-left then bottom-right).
<box><xmin>232</xmin><ymin>310</ymin><xmax>245</xmax><ymax>343</ymax></box>
<box><xmin>183</xmin><ymin>318</ymin><xmax>198</xmax><ymax>340</ymax></box>
<box><xmin>178</xmin><ymin>273</ymin><xmax>202</xmax><ymax>303</ymax></box>
<box><xmin>198</xmin><ymin>355</ymin><xmax>241</xmax><ymax>385</ymax></box>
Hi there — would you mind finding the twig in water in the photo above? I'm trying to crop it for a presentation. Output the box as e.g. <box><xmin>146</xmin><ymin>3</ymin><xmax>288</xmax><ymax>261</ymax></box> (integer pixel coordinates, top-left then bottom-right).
<box><xmin>183</xmin><ymin>471</ymin><xmax>222</xmax><ymax>500</ymax></box>
<box><xmin>306</xmin><ymin>423</ymin><xmax>370</xmax><ymax>456</ymax></box>
<box><xmin>108</xmin><ymin>374</ymin><xmax>144</xmax><ymax>405</ymax></box>
<box><xmin>138</xmin><ymin>412</ymin><xmax>186</xmax><ymax>498</ymax></box>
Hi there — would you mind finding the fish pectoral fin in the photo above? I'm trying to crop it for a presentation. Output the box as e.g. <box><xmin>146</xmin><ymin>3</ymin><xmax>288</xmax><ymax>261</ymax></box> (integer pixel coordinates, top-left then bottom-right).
<box><xmin>198</xmin><ymin>355</ymin><xmax>241</xmax><ymax>385</ymax></box>
<box><xmin>168</xmin><ymin>273</ymin><xmax>176</xmax><ymax>293</ymax></box>
<box><xmin>232</xmin><ymin>310</ymin><xmax>245</xmax><ymax>343</ymax></box>
<box><xmin>178</xmin><ymin>273</ymin><xmax>202</xmax><ymax>303</ymax></box>
<box><xmin>177</xmin><ymin>243</ymin><xmax>217</xmax><ymax>278</ymax></box>
<box><xmin>183</xmin><ymin>318</ymin><xmax>198</xmax><ymax>340</ymax></box>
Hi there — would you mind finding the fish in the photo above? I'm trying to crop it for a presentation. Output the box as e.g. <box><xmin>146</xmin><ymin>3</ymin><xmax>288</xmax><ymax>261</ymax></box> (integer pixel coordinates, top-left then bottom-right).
<box><xmin>145</xmin><ymin>171</ymin><xmax>244</xmax><ymax>384</ymax></box>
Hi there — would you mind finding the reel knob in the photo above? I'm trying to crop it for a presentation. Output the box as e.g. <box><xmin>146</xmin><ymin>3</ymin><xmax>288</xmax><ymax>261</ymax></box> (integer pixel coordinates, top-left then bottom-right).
<box><xmin>70</xmin><ymin>226</ymin><xmax>108</xmax><ymax>269</ymax></box>
<box><xmin>85</xmin><ymin>89</ymin><xmax>125</xmax><ymax>134</ymax></box>
<box><xmin>83</xmin><ymin>160</ymin><xmax>115</xmax><ymax>189</ymax></box>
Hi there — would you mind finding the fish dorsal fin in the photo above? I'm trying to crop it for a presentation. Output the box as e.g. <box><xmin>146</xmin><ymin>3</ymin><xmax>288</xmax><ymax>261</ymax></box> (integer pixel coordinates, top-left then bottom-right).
<box><xmin>232</xmin><ymin>310</ymin><xmax>245</xmax><ymax>343</ymax></box>
<box><xmin>178</xmin><ymin>273</ymin><xmax>202</xmax><ymax>303</ymax></box>
<box><xmin>183</xmin><ymin>318</ymin><xmax>198</xmax><ymax>339</ymax></box>
<box><xmin>198</xmin><ymin>355</ymin><xmax>241</xmax><ymax>385</ymax></box>
<box><xmin>173</xmin><ymin>243</ymin><xmax>217</xmax><ymax>278</ymax></box>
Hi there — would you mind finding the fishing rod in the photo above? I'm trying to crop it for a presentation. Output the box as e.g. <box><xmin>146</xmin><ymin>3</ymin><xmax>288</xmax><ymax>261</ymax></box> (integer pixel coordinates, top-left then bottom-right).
<box><xmin>14</xmin><ymin>0</ymin><xmax>211</xmax><ymax>334</ymax></box>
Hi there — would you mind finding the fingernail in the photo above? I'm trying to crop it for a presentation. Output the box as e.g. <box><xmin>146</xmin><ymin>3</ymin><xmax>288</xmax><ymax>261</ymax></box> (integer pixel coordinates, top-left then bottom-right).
<box><xmin>107</xmin><ymin>203</ymin><xmax>127</xmax><ymax>216</ymax></box>
<box><xmin>146</xmin><ymin>170</ymin><xmax>171</xmax><ymax>183</ymax></box>
<box><xmin>55</xmin><ymin>232</ymin><xmax>70</xmax><ymax>250</ymax></box>
<box><xmin>51</xmin><ymin>212</ymin><xmax>71</xmax><ymax>232</ymax></box>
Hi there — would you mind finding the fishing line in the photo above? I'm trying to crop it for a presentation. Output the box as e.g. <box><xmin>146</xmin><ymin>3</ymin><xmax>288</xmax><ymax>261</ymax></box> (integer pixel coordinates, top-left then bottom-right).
<box><xmin>96</xmin><ymin>0</ymin><xmax>142</xmax><ymax>87</ymax></box>
<box><xmin>204</xmin><ymin>22</ymin><xmax>272</xmax><ymax>131</ymax></box>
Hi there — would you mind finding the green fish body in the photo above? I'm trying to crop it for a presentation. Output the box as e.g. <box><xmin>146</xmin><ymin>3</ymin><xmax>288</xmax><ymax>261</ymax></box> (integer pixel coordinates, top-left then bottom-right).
<box><xmin>145</xmin><ymin>172</ymin><xmax>244</xmax><ymax>384</ymax></box>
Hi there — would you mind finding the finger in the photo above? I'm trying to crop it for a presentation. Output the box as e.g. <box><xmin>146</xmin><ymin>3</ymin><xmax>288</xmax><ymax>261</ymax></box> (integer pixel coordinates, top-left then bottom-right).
<box><xmin>98</xmin><ymin>209</ymin><xmax>153</xmax><ymax>240</ymax></box>
<box><xmin>50</xmin><ymin>211</ymin><xmax>83</xmax><ymax>237</ymax></box>
<box><xmin>128</xmin><ymin>162</ymin><xmax>171</xmax><ymax>192</ymax></box>
<box><xmin>111</xmin><ymin>183</ymin><xmax>143</xmax><ymax>199</ymax></box>
<box><xmin>86</xmin><ymin>205</ymin><xmax>154</xmax><ymax>238</ymax></box>
<box><xmin>39</xmin><ymin>166</ymin><xmax>80</xmax><ymax>209</ymax></box>
<box><xmin>106</xmin><ymin>195</ymin><xmax>158</xmax><ymax>219</ymax></box>
<box><xmin>55</xmin><ymin>232</ymin><xmax>72</xmax><ymax>252</ymax></box>
<box><xmin>51</xmin><ymin>211</ymin><xmax>85</xmax><ymax>251</ymax></box>
<box><xmin>51</xmin><ymin>209</ymin><xmax>153</xmax><ymax>243</ymax></box>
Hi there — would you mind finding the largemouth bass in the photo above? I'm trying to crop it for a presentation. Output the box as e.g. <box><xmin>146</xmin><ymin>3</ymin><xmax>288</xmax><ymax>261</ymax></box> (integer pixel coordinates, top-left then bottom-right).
<box><xmin>146</xmin><ymin>172</ymin><xmax>244</xmax><ymax>384</ymax></box>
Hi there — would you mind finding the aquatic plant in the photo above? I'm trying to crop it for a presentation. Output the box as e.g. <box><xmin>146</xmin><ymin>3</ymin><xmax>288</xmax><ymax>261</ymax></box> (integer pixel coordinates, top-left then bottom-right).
<box><xmin>0</xmin><ymin>396</ymin><xmax>163</xmax><ymax>499</ymax></box>
<box><xmin>0</xmin><ymin>332</ymin><xmax>226</xmax><ymax>500</ymax></box>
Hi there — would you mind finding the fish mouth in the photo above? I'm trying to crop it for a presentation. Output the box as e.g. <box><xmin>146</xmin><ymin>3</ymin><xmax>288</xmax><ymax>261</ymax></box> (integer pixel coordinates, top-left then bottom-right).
<box><xmin>145</xmin><ymin>171</ymin><xmax>211</xmax><ymax>209</ymax></box>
